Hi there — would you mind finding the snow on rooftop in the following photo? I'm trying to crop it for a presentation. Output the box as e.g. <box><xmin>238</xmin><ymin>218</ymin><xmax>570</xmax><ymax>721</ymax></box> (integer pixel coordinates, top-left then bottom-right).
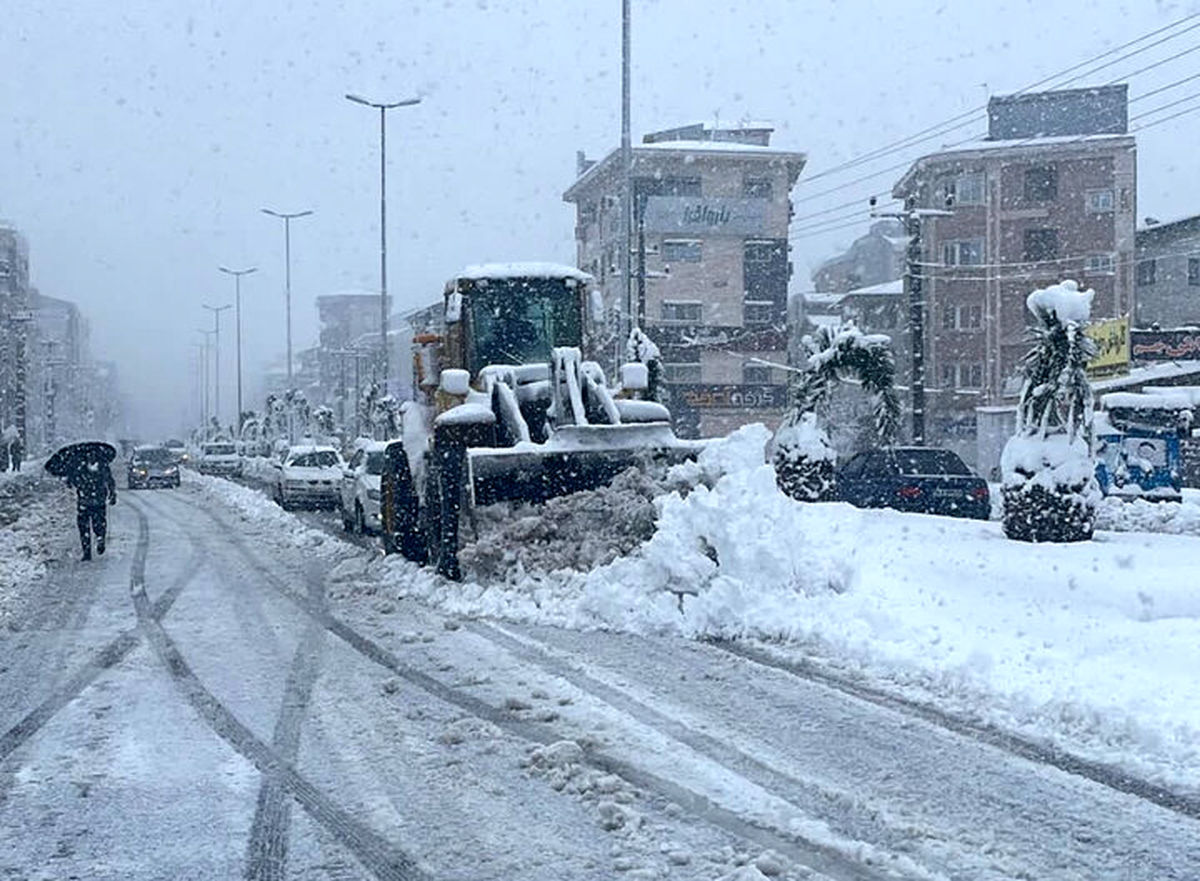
<box><xmin>455</xmin><ymin>262</ymin><xmax>593</xmax><ymax>283</ymax></box>
<box><xmin>844</xmin><ymin>279</ymin><xmax>903</xmax><ymax>297</ymax></box>
<box><xmin>940</xmin><ymin>132</ymin><xmax>1132</xmax><ymax>153</ymax></box>
<box><xmin>1100</xmin><ymin>391</ymin><xmax>1196</xmax><ymax>411</ymax></box>
<box><xmin>636</xmin><ymin>140</ymin><xmax>785</xmax><ymax>153</ymax></box>
<box><xmin>1091</xmin><ymin>360</ymin><xmax>1200</xmax><ymax>392</ymax></box>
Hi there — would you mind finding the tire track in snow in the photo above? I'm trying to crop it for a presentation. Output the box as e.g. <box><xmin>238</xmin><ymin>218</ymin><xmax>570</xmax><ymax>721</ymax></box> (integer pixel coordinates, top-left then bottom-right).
<box><xmin>709</xmin><ymin>638</ymin><xmax>1200</xmax><ymax>823</ymax></box>
<box><xmin>124</xmin><ymin>496</ymin><xmax>428</xmax><ymax>881</ymax></box>
<box><xmin>164</xmin><ymin>486</ymin><xmax>898</xmax><ymax>881</ymax></box>
<box><xmin>0</xmin><ymin>514</ymin><xmax>202</xmax><ymax>763</ymax></box>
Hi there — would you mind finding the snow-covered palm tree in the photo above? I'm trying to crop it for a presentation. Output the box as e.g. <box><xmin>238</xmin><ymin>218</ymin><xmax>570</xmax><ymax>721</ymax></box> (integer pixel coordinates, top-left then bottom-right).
<box><xmin>1001</xmin><ymin>280</ymin><xmax>1100</xmax><ymax>543</ymax></box>
<box><xmin>772</xmin><ymin>321</ymin><xmax>899</xmax><ymax>501</ymax></box>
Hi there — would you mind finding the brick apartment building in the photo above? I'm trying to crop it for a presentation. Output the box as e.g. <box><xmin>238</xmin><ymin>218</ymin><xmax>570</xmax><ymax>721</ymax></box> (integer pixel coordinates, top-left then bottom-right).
<box><xmin>1134</xmin><ymin>214</ymin><xmax>1200</xmax><ymax>329</ymax></box>
<box><xmin>891</xmin><ymin>85</ymin><xmax>1136</xmax><ymax>460</ymax></box>
<box><xmin>563</xmin><ymin>122</ymin><xmax>806</xmax><ymax>436</ymax></box>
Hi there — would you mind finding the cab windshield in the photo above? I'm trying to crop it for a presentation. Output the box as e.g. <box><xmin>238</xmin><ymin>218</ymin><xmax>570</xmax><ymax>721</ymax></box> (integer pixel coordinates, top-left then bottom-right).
<box><xmin>465</xmin><ymin>278</ymin><xmax>581</xmax><ymax>373</ymax></box>
<box><xmin>288</xmin><ymin>451</ymin><xmax>339</xmax><ymax>468</ymax></box>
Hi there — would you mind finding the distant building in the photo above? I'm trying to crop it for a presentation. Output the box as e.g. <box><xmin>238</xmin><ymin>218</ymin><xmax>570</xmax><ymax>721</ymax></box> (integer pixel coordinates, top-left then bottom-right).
<box><xmin>810</xmin><ymin>220</ymin><xmax>907</xmax><ymax>294</ymax></box>
<box><xmin>892</xmin><ymin>84</ymin><xmax>1136</xmax><ymax>463</ymax></box>
<box><xmin>1133</xmin><ymin>214</ymin><xmax>1200</xmax><ymax>329</ymax></box>
<box><xmin>0</xmin><ymin>225</ymin><xmax>31</xmax><ymax>441</ymax></box>
<box><xmin>315</xmin><ymin>291</ymin><xmax>381</xmax><ymax>409</ymax></box>
<box><xmin>564</xmin><ymin>122</ymin><xmax>806</xmax><ymax>436</ymax></box>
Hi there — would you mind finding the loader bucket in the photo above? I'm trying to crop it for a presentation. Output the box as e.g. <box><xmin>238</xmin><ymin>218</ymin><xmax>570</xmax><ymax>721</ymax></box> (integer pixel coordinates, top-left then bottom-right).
<box><xmin>466</xmin><ymin>422</ymin><xmax>704</xmax><ymax>505</ymax></box>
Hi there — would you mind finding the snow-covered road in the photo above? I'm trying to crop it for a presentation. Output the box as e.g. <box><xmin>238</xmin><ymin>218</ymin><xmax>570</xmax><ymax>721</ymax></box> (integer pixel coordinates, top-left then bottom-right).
<box><xmin>2</xmin><ymin>477</ymin><xmax>1199</xmax><ymax>880</ymax></box>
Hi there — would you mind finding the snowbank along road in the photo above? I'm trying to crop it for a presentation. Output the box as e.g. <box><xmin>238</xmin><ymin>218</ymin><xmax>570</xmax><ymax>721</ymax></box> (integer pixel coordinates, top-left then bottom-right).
<box><xmin>2</xmin><ymin>463</ymin><xmax>1199</xmax><ymax>880</ymax></box>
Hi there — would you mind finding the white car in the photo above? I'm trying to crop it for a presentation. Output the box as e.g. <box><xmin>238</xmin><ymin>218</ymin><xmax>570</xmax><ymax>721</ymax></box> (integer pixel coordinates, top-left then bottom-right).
<box><xmin>197</xmin><ymin>441</ymin><xmax>242</xmax><ymax>477</ymax></box>
<box><xmin>339</xmin><ymin>441</ymin><xmax>387</xmax><ymax>534</ymax></box>
<box><xmin>273</xmin><ymin>445</ymin><xmax>343</xmax><ymax>509</ymax></box>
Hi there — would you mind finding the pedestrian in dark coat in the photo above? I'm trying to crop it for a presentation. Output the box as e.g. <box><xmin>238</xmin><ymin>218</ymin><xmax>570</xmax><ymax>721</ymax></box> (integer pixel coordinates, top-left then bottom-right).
<box><xmin>67</xmin><ymin>460</ymin><xmax>117</xmax><ymax>560</ymax></box>
<box><xmin>9</xmin><ymin>436</ymin><xmax>22</xmax><ymax>472</ymax></box>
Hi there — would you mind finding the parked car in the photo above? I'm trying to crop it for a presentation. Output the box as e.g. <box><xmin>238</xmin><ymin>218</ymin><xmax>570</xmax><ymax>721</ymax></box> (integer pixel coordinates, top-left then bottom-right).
<box><xmin>197</xmin><ymin>441</ymin><xmax>243</xmax><ymax>478</ymax></box>
<box><xmin>273</xmin><ymin>445</ymin><xmax>343</xmax><ymax>509</ymax></box>
<box><xmin>836</xmin><ymin>447</ymin><xmax>990</xmax><ymax>520</ymax></box>
<box><xmin>128</xmin><ymin>445</ymin><xmax>181</xmax><ymax>489</ymax></box>
<box><xmin>339</xmin><ymin>441</ymin><xmax>387</xmax><ymax>533</ymax></box>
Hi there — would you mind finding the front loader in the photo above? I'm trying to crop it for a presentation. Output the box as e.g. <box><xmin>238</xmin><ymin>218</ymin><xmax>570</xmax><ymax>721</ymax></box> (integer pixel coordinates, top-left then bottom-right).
<box><xmin>379</xmin><ymin>262</ymin><xmax>702</xmax><ymax>579</ymax></box>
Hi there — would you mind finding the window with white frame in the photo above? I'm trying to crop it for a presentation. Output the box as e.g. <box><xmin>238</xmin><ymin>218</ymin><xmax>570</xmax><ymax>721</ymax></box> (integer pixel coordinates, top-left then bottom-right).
<box><xmin>1085</xmin><ymin>253</ymin><xmax>1115</xmax><ymax>273</ymax></box>
<box><xmin>660</xmin><ymin>300</ymin><xmax>702</xmax><ymax>322</ymax></box>
<box><xmin>941</xmin><ymin>362</ymin><xmax>984</xmax><ymax>389</ymax></box>
<box><xmin>1086</xmin><ymin>189</ymin><xmax>1114</xmax><ymax>212</ymax></box>
<box><xmin>662</xmin><ymin>239</ymin><xmax>702</xmax><ymax>263</ymax></box>
<box><xmin>941</xmin><ymin>239</ymin><xmax>984</xmax><ymax>266</ymax></box>
<box><xmin>954</xmin><ymin>172</ymin><xmax>986</xmax><ymax>205</ymax></box>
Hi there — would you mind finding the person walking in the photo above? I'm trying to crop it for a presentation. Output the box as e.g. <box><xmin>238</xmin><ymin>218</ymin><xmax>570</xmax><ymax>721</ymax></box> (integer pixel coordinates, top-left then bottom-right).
<box><xmin>9</xmin><ymin>435</ymin><xmax>22</xmax><ymax>472</ymax></box>
<box><xmin>67</xmin><ymin>459</ymin><xmax>117</xmax><ymax>560</ymax></box>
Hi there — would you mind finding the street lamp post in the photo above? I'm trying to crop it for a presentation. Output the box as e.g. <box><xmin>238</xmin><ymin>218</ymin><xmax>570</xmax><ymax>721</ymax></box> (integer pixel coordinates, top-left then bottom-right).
<box><xmin>202</xmin><ymin>304</ymin><xmax>232</xmax><ymax>432</ymax></box>
<box><xmin>196</xmin><ymin>331</ymin><xmax>214</xmax><ymax>431</ymax></box>
<box><xmin>345</xmin><ymin>92</ymin><xmax>421</xmax><ymax>394</ymax></box>
<box><xmin>261</xmin><ymin>209</ymin><xmax>312</xmax><ymax>389</ymax></box>
<box><xmin>218</xmin><ymin>265</ymin><xmax>257</xmax><ymax>431</ymax></box>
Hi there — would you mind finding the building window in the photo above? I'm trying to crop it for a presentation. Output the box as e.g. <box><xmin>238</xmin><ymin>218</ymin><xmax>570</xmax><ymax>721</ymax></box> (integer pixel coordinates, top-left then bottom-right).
<box><xmin>1085</xmin><ymin>253</ymin><xmax>1115</xmax><ymax>274</ymax></box>
<box><xmin>1086</xmin><ymin>189</ymin><xmax>1114</xmax><ymax>212</ymax></box>
<box><xmin>744</xmin><ymin>300</ymin><xmax>778</xmax><ymax>325</ymax></box>
<box><xmin>942</xmin><ymin>303</ymin><xmax>982</xmax><ymax>331</ymax></box>
<box><xmin>941</xmin><ymin>239</ymin><xmax>984</xmax><ymax>266</ymax></box>
<box><xmin>661</xmin><ymin>301</ymin><xmax>702</xmax><ymax>322</ymax></box>
<box><xmin>940</xmin><ymin>363</ymin><xmax>955</xmax><ymax>388</ymax></box>
<box><xmin>1023</xmin><ymin>228</ymin><xmax>1059</xmax><ymax>262</ymax></box>
<box><xmin>743</xmin><ymin>176</ymin><xmax>772</xmax><ymax>199</ymax></box>
<box><xmin>944</xmin><ymin>172</ymin><xmax>985</xmax><ymax>206</ymax></box>
<box><xmin>743</xmin><ymin>363</ymin><xmax>770</xmax><ymax>384</ymax></box>
<box><xmin>941</xmin><ymin>363</ymin><xmax>983</xmax><ymax>389</ymax></box>
<box><xmin>662</xmin><ymin>362</ymin><xmax>702</xmax><ymax>383</ymax></box>
<box><xmin>743</xmin><ymin>240</ymin><xmax>782</xmax><ymax>263</ymax></box>
<box><xmin>662</xmin><ymin>239</ymin><xmax>702</xmax><ymax>263</ymax></box>
<box><xmin>1136</xmin><ymin>259</ymin><xmax>1157</xmax><ymax>286</ymax></box>
<box><xmin>636</xmin><ymin>175</ymin><xmax>701</xmax><ymax>198</ymax></box>
<box><xmin>1190</xmin><ymin>257</ymin><xmax>1200</xmax><ymax>286</ymax></box>
<box><xmin>1024</xmin><ymin>165</ymin><xmax>1058</xmax><ymax>202</ymax></box>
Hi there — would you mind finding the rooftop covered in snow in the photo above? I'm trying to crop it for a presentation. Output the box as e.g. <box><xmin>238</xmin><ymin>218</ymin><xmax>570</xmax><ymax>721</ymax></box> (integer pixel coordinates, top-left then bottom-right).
<box><xmin>451</xmin><ymin>262</ymin><xmax>593</xmax><ymax>283</ymax></box>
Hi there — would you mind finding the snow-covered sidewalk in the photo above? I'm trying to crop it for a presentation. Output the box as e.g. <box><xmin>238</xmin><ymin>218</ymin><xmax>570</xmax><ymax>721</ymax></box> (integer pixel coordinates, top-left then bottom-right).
<box><xmin>0</xmin><ymin>467</ymin><xmax>74</xmax><ymax>627</ymax></box>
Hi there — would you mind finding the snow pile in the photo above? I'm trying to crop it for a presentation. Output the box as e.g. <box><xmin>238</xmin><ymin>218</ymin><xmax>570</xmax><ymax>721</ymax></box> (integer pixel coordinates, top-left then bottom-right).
<box><xmin>0</xmin><ymin>471</ymin><xmax>73</xmax><ymax>626</ymax></box>
<box><xmin>183</xmin><ymin>471</ymin><xmax>356</xmax><ymax>559</ymax></box>
<box><xmin>1096</xmin><ymin>492</ymin><xmax>1200</xmax><ymax>536</ymax></box>
<box><xmin>377</xmin><ymin>424</ymin><xmax>1200</xmax><ymax>789</ymax></box>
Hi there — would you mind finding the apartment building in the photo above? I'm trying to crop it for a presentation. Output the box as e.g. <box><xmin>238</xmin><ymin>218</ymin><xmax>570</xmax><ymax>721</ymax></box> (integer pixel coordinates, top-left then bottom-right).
<box><xmin>564</xmin><ymin>122</ymin><xmax>806</xmax><ymax>436</ymax></box>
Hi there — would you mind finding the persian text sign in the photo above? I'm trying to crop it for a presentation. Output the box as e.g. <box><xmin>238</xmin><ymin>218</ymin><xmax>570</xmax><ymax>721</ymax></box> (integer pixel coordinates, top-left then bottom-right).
<box><xmin>1130</xmin><ymin>329</ymin><xmax>1200</xmax><ymax>361</ymax></box>
<box><xmin>642</xmin><ymin>196</ymin><xmax>767</xmax><ymax>237</ymax></box>
<box><xmin>674</xmin><ymin>383</ymin><xmax>787</xmax><ymax>410</ymax></box>
<box><xmin>1086</xmin><ymin>316</ymin><xmax>1130</xmax><ymax>376</ymax></box>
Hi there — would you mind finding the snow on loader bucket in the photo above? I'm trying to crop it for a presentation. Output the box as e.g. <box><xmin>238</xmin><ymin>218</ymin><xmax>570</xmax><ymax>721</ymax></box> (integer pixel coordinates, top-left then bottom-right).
<box><xmin>381</xmin><ymin>347</ymin><xmax>704</xmax><ymax>580</ymax></box>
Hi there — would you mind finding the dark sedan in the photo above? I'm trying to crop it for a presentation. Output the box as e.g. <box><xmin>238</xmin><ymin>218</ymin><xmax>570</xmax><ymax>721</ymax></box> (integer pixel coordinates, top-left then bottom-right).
<box><xmin>836</xmin><ymin>447</ymin><xmax>990</xmax><ymax>520</ymax></box>
<box><xmin>128</xmin><ymin>445</ymin><xmax>181</xmax><ymax>489</ymax></box>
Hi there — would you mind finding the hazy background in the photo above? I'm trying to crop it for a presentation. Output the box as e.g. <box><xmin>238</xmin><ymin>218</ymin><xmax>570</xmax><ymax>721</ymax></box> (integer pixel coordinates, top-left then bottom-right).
<box><xmin>2</xmin><ymin>0</ymin><xmax>1198</xmax><ymax>436</ymax></box>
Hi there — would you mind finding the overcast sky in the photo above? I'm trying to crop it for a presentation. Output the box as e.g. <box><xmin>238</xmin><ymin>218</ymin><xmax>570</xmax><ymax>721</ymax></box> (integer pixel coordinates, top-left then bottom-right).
<box><xmin>3</xmin><ymin>0</ymin><xmax>1198</xmax><ymax>436</ymax></box>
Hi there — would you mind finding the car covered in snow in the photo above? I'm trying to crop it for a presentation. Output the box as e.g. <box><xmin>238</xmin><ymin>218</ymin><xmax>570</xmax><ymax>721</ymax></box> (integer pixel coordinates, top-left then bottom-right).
<box><xmin>836</xmin><ymin>447</ymin><xmax>990</xmax><ymax>520</ymax></box>
<box><xmin>196</xmin><ymin>441</ymin><xmax>242</xmax><ymax>477</ymax></box>
<box><xmin>339</xmin><ymin>441</ymin><xmax>386</xmax><ymax>533</ymax></box>
<box><xmin>272</xmin><ymin>445</ymin><xmax>343</xmax><ymax>509</ymax></box>
<box><xmin>127</xmin><ymin>445</ymin><xmax>181</xmax><ymax>489</ymax></box>
<box><xmin>162</xmin><ymin>438</ymin><xmax>188</xmax><ymax>465</ymax></box>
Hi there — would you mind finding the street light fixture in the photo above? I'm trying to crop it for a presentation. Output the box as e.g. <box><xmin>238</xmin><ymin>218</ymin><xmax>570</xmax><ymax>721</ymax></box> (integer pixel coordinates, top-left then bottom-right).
<box><xmin>261</xmin><ymin>208</ymin><xmax>313</xmax><ymax>389</ymax></box>
<box><xmin>202</xmin><ymin>304</ymin><xmax>232</xmax><ymax>431</ymax></box>
<box><xmin>345</xmin><ymin>92</ymin><xmax>421</xmax><ymax>394</ymax></box>
<box><xmin>218</xmin><ymin>265</ymin><xmax>257</xmax><ymax>431</ymax></box>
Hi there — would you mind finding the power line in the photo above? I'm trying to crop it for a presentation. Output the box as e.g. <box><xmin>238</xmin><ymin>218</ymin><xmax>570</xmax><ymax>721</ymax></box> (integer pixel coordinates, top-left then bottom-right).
<box><xmin>797</xmin><ymin>12</ymin><xmax>1200</xmax><ymax>188</ymax></box>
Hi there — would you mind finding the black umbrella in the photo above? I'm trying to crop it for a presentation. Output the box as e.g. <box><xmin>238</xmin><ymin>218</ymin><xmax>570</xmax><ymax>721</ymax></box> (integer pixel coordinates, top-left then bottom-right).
<box><xmin>45</xmin><ymin>441</ymin><xmax>117</xmax><ymax>478</ymax></box>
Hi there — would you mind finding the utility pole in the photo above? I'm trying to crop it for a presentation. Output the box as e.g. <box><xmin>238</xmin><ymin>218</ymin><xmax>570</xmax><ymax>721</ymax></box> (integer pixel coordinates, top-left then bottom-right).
<box><xmin>872</xmin><ymin>195</ymin><xmax>952</xmax><ymax>445</ymax></box>
<box><xmin>203</xmin><ymin>304</ymin><xmax>231</xmax><ymax>431</ymax></box>
<box><xmin>636</xmin><ymin>190</ymin><xmax>647</xmax><ymax>326</ymax></box>
<box><xmin>345</xmin><ymin>93</ymin><xmax>421</xmax><ymax>394</ymax></box>
<box><xmin>196</xmin><ymin>331</ymin><xmax>214</xmax><ymax>431</ymax></box>
<box><xmin>219</xmin><ymin>265</ymin><xmax>257</xmax><ymax>432</ymax></box>
<box><xmin>621</xmin><ymin>0</ymin><xmax>633</xmax><ymax>338</ymax></box>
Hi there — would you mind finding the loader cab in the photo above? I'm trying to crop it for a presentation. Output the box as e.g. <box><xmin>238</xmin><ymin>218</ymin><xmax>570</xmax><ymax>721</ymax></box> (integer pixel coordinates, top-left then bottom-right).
<box><xmin>443</xmin><ymin>265</ymin><xmax>594</xmax><ymax>377</ymax></box>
